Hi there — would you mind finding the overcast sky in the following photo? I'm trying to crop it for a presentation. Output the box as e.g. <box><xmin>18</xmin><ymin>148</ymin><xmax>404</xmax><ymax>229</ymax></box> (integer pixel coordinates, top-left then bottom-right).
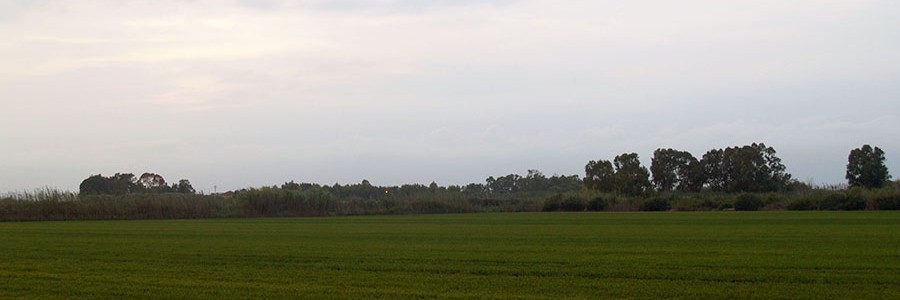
<box><xmin>2</xmin><ymin>0</ymin><xmax>899</xmax><ymax>193</ymax></box>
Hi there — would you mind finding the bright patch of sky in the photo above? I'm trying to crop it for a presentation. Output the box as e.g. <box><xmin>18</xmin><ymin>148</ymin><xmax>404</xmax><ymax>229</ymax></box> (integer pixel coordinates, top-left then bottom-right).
<box><xmin>2</xmin><ymin>0</ymin><xmax>899</xmax><ymax>192</ymax></box>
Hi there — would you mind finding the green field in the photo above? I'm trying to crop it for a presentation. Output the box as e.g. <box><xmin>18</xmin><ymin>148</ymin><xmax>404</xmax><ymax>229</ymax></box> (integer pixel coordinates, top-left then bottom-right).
<box><xmin>1</xmin><ymin>212</ymin><xmax>899</xmax><ymax>299</ymax></box>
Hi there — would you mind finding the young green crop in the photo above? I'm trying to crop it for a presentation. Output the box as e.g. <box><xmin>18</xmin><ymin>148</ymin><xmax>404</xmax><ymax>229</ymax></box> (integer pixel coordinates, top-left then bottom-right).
<box><xmin>1</xmin><ymin>212</ymin><xmax>898</xmax><ymax>299</ymax></box>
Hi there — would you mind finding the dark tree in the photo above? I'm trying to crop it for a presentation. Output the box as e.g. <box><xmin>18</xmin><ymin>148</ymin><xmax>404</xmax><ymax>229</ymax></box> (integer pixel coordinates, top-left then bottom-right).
<box><xmin>613</xmin><ymin>153</ymin><xmax>652</xmax><ymax>196</ymax></box>
<box><xmin>650</xmin><ymin>148</ymin><xmax>703</xmax><ymax>192</ymax></box>
<box><xmin>584</xmin><ymin>159</ymin><xmax>615</xmax><ymax>192</ymax></box>
<box><xmin>701</xmin><ymin>143</ymin><xmax>791</xmax><ymax>193</ymax></box>
<box><xmin>282</xmin><ymin>180</ymin><xmax>302</xmax><ymax>190</ymax></box>
<box><xmin>846</xmin><ymin>144</ymin><xmax>891</xmax><ymax>188</ymax></box>
<box><xmin>520</xmin><ymin>169</ymin><xmax>549</xmax><ymax>192</ymax></box>
<box><xmin>462</xmin><ymin>183</ymin><xmax>488</xmax><ymax>195</ymax></box>
<box><xmin>347</xmin><ymin>179</ymin><xmax>380</xmax><ymax>199</ymax></box>
<box><xmin>79</xmin><ymin>174</ymin><xmax>111</xmax><ymax>195</ymax></box>
<box><xmin>399</xmin><ymin>184</ymin><xmax>428</xmax><ymax>195</ymax></box>
<box><xmin>139</xmin><ymin>172</ymin><xmax>168</xmax><ymax>192</ymax></box>
<box><xmin>486</xmin><ymin>174</ymin><xmax>521</xmax><ymax>194</ymax></box>
<box><xmin>173</xmin><ymin>179</ymin><xmax>196</xmax><ymax>194</ymax></box>
<box><xmin>701</xmin><ymin>149</ymin><xmax>726</xmax><ymax>191</ymax></box>
<box><xmin>731</xmin><ymin>143</ymin><xmax>791</xmax><ymax>192</ymax></box>
<box><xmin>546</xmin><ymin>174</ymin><xmax>582</xmax><ymax>193</ymax></box>
<box><xmin>429</xmin><ymin>181</ymin><xmax>440</xmax><ymax>192</ymax></box>
<box><xmin>109</xmin><ymin>173</ymin><xmax>139</xmax><ymax>194</ymax></box>
<box><xmin>681</xmin><ymin>160</ymin><xmax>706</xmax><ymax>192</ymax></box>
<box><xmin>79</xmin><ymin>173</ymin><xmax>140</xmax><ymax>195</ymax></box>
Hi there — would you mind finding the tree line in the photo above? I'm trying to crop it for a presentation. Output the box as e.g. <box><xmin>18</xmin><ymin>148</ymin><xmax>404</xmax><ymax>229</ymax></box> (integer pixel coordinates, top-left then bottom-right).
<box><xmin>79</xmin><ymin>172</ymin><xmax>196</xmax><ymax>195</ymax></box>
<box><xmin>71</xmin><ymin>143</ymin><xmax>890</xmax><ymax>199</ymax></box>
<box><xmin>586</xmin><ymin>143</ymin><xmax>795</xmax><ymax>196</ymax></box>
<box><xmin>0</xmin><ymin>143</ymin><xmax>896</xmax><ymax>221</ymax></box>
<box><xmin>586</xmin><ymin>143</ymin><xmax>890</xmax><ymax>195</ymax></box>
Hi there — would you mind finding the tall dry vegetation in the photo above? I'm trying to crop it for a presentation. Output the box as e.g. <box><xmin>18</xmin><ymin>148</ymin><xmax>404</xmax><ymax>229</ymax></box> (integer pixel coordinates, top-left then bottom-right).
<box><xmin>2</xmin><ymin>182</ymin><xmax>900</xmax><ymax>221</ymax></box>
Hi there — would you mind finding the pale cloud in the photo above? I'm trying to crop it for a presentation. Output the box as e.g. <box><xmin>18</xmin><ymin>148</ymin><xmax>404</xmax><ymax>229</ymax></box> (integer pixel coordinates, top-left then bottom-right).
<box><xmin>1</xmin><ymin>0</ymin><xmax>898</xmax><ymax>192</ymax></box>
<box><xmin>148</xmin><ymin>75</ymin><xmax>234</xmax><ymax>111</ymax></box>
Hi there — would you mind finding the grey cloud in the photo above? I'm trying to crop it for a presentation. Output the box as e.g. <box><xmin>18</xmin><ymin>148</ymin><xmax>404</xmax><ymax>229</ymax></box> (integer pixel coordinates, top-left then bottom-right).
<box><xmin>1</xmin><ymin>0</ymin><xmax>899</xmax><ymax>192</ymax></box>
<box><xmin>238</xmin><ymin>0</ymin><xmax>523</xmax><ymax>13</ymax></box>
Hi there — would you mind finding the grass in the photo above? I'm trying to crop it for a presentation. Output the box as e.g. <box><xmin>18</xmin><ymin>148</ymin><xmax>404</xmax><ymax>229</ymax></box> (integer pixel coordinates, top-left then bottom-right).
<box><xmin>1</xmin><ymin>212</ymin><xmax>899</xmax><ymax>299</ymax></box>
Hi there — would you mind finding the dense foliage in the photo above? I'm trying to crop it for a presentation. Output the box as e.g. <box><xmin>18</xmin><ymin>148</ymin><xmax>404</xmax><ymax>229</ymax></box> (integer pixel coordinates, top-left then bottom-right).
<box><xmin>79</xmin><ymin>172</ymin><xmax>195</xmax><ymax>195</ymax></box>
<box><xmin>650</xmin><ymin>148</ymin><xmax>703</xmax><ymax>192</ymax></box>
<box><xmin>586</xmin><ymin>143</ymin><xmax>795</xmax><ymax>196</ymax></box>
<box><xmin>0</xmin><ymin>143</ymin><xmax>895</xmax><ymax>221</ymax></box>
<box><xmin>3</xmin><ymin>182</ymin><xmax>900</xmax><ymax>221</ymax></box>
<box><xmin>846</xmin><ymin>144</ymin><xmax>891</xmax><ymax>188</ymax></box>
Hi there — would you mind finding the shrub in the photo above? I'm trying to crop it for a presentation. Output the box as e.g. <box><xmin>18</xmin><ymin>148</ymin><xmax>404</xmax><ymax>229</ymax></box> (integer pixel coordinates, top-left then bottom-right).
<box><xmin>542</xmin><ymin>195</ymin><xmax>561</xmax><ymax>212</ymax></box>
<box><xmin>542</xmin><ymin>194</ymin><xmax>586</xmax><ymax>212</ymax></box>
<box><xmin>874</xmin><ymin>194</ymin><xmax>900</xmax><ymax>210</ymax></box>
<box><xmin>817</xmin><ymin>192</ymin><xmax>865</xmax><ymax>210</ymax></box>
<box><xmin>587</xmin><ymin>197</ymin><xmax>607</xmax><ymax>211</ymax></box>
<box><xmin>403</xmin><ymin>200</ymin><xmax>465</xmax><ymax>214</ymax></box>
<box><xmin>639</xmin><ymin>197</ymin><xmax>670</xmax><ymax>211</ymax></box>
<box><xmin>762</xmin><ymin>193</ymin><xmax>786</xmax><ymax>210</ymax></box>
<box><xmin>734</xmin><ymin>194</ymin><xmax>763</xmax><ymax>211</ymax></box>
<box><xmin>560</xmin><ymin>196</ymin><xmax>586</xmax><ymax>211</ymax></box>
<box><xmin>786</xmin><ymin>198</ymin><xmax>817</xmax><ymax>210</ymax></box>
<box><xmin>605</xmin><ymin>196</ymin><xmax>638</xmax><ymax>211</ymax></box>
<box><xmin>697</xmin><ymin>197</ymin><xmax>720</xmax><ymax>210</ymax></box>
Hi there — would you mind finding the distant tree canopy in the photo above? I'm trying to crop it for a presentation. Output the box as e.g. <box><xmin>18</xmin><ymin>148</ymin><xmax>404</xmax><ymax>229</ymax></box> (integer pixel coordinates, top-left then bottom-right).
<box><xmin>139</xmin><ymin>173</ymin><xmax>167</xmax><ymax>191</ymax></box>
<box><xmin>701</xmin><ymin>143</ymin><xmax>792</xmax><ymax>193</ymax></box>
<box><xmin>486</xmin><ymin>170</ymin><xmax>581</xmax><ymax>194</ymax></box>
<box><xmin>584</xmin><ymin>159</ymin><xmax>615</xmax><ymax>192</ymax></box>
<box><xmin>650</xmin><ymin>148</ymin><xmax>703</xmax><ymax>192</ymax></box>
<box><xmin>74</xmin><ymin>143</ymin><xmax>887</xmax><ymax>203</ymax></box>
<box><xmin>585</xmin><ymin>153</ymin><xmax>651</xmax><ymax>196</ymax></box>
<box><xmin>79</xmin><ymin>173</ymin><xmax>194</xmax><ymax>195</ymax></box>
<box><xmin>271</xmin><ymin>170</ymin><xmax>582</xmax><ymax>203</ymax></box>
<box><xmin>846</xmin><ymin>144</ymin><xmax>891</xmax><ymax>188</ymax></box>
<box><xmin>587</xmin><ymin>143</ymin><xmax>794</xmax><ymax>194</ymax></box>
<box><xmin>29</xmin><ymin>145</ymin><xmax>896</xmax><ymax>222</ymax></box>
<box><xmin>613</xmin><ymin>153</ymin><xmax>652</xmax><ymax>196</ymax></box>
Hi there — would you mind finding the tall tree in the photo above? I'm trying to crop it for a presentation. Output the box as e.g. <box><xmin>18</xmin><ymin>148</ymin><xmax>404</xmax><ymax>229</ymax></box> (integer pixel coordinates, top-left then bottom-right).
<box><xmin>701</xmin><ymin>149</ymin><xmax>726</xmax><ymax>192</ymax></box>
<box><xmin>547</xmin><ymin>174</ymin><xmax>582</xmax><ymax>193</ymax></box>
<box><xmin>173</xmin><ymin>179</ymin><xmax>196</xmax><ymax>194</ymax></box>
<box><xmin>613</xmin><ymin>153</ymin><xmax>652</xmax><ymax>196</ymax></box>
<box><xmin>462</xmin><ymin>183</ymin><xmax>488</xmax><ymax>195</ymax></box>
<box><xmin>584</xmin><ymin>160</ymin><xmax>615</xmax><ymax>192</ymax></box>
<box><xmin>139</xmin><ymin>172</ymin><xmax>168</xmax><ymax>192</ymax></box>
<box><xmin>109</xmin><ymin>173</ymin><xmax>139</xmax><ymax>194</ymax></box>
<box><xmin>79</xmin><ymin>174</ymin><xmax>111</xmax><ymax>195</ymax></box>
<box><xmin>681</xmin><ymin>160</ymin><xmax>706</xmax><ymax>192</ymax></box>
<box><xmin>701</xmin><ymin>143</ymin><xmax>791</xmax><ymax>193</ymax></box>
<box><xmin>846</xmin><ymin>144</ymin><xmax>891</xmax><ymax>188</ymax></box>
<box><xmin>650</xmin><ymin>148</ymin><xmax>702</xmax><ymax>192</ymax></box>
<box><xmin>521</xmin><ymin>169</ymin><xmax>549</xmax><ymax>192</ymax></box>
<box><xmin>486</xmin><ymin>174</ymin><xmax>521</xmax><ymax>194</ymax></box>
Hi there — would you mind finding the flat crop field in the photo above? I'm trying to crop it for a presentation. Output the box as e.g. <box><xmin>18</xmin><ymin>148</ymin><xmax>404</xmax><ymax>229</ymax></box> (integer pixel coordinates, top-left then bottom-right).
<box><xmin>1</xmin><ymin>212</ymin><xmax>899</xmax><ymax>299</ymax></box>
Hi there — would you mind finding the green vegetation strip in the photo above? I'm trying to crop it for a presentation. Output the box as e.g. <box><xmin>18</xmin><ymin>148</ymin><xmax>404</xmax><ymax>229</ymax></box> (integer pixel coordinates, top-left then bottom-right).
<box><xmin>2</xmin><ymin>212</ymin><xmax>899</xmax><ymax>299</ymax></box>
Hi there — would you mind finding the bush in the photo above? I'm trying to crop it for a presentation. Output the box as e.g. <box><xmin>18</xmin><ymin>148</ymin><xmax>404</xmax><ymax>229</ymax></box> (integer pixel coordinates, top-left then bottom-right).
<box><xmin>786</xmin><ymin>198</ymin><xmax>817</xmax><ymax>210</ymax></box>
<box><xmin>697</xmin><ymin>197</ymin><xmax>721</xmax><ymax>210</ymax></box>
<box><xmin>734</xmin><ymin>194</ymin><xmax>763</xmax><ymax>211</ymax></box>
<box><xmin>817</xmin><ymin>192</ymin><xmax>865</xmax><ymax>210</ymax></box>
<box><xmin>762</xmin><ymin>193</ymin><xmax>786</xmax><ymax>210</ymax></box>
<box><xmin>874</xmin><ymin>194</ymin><xmax>900</xmax><ymax>210</ymax></box>
<box><xmin>542</xmin><ymin>194</ymin><xmax>586</xmax><ymax>212</ymax></box>
<box><xmin>542</xmin><ymin>196</ymin><xmax>561</xmax><ymax>212</ymax></box>
<box><xmin>587</xmin><ymin>197</ymin><xmax>607</xmax><ymax>211</ymax></box>
<box><xmin>560</xmin><ymin>196</ymin><xmax>586</xmax><ymax>211</ymax></box>
<box><xmin>639</xmin><ymin>197</ymin><xmax>670</xmax><ymax>211</ymax></box>
<box><xmin>402</xmin><ymin>200</ymin><xmax>468</xmax><ymax>214</ymax></box>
